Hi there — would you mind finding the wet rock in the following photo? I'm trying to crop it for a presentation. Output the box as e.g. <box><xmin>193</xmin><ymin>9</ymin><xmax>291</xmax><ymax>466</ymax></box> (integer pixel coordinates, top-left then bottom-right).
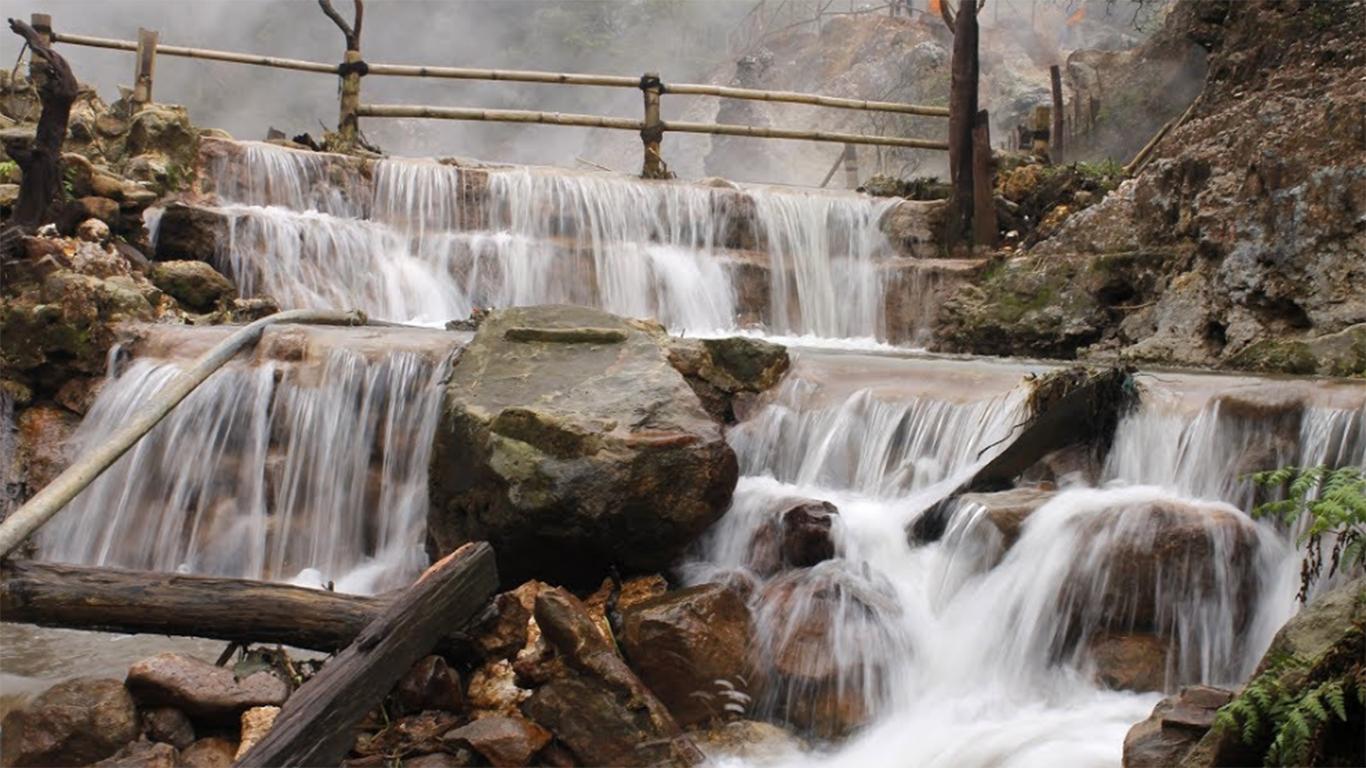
<box><xmin>141</xmin><ymin>706</ymin><xmax>195</xmax><ymax>749</ymax></box>
<box><xmin>429</xmin><ymin>305</ymin><xmax>739</xmax><ymax>586</ymax></box>
<box><xmin>749</xmin><ymin>500</ymin><xmax>840</xmax><ymax>576</ymax></box>
<box><xmin>152</xmin><ymin>204</ymin><xmax>227</xmax><ymax>262</ymax></box>
<box><xmin>469</xmin><ymin>591</ymin><xmax>533</xmax><ymax>662</ymax></box>
<box><xmin>394</xmin><ymin>655</ymin><xmax>465</xmax><ymax>716</ymax></box>
<box><xmin>177</xmin><ymin>737</ymin><xmax>237</xmax><ymax>768</ymax></box>
<box><xmin>956</xmin><ymin>487</ymin><xmax>1057</xmax><ymax>550</ymax></box>
<box><xmin>620</xmin><ymin>582</ymin><xmax>755</xmax><ymax>726</ymax></box>
<box><xmin>441</xmin><ymin>715</ymin><xmax>551</xmax><ymax>767</ymax></box>
<box><xmin>686</xmin><ymin>720</ymin><xmax>807</xmax><ymax>762</ymax></box>
<box><xmin>353</xmin><ymin>711</ymin><xmax>460</xmax><ymax>758</ymax></box>
<box><xmin>1123</xmin><ymin>685</ymin><xmax>1234</xmax><ymax>768</ymax></box>
<box><xmin>149</xmin><ymin>260</ymin><xmax>235</xmax><ymax>312</ymax></box>
<box><xmin>125</xmin><ymin>653</ymin><xmax>288</xmax><ymax>724</ymax></box>
<box><xmin>0</xmin><ymin>677</ymin><xmax>140</xmax><ymax>767</ymax></box>
<box><xmin>583</xmin><ymin>572</ymin><xmax>668</xmax><ymax>649</ymax></box>
<box><xmin>14</xmin><ymin>404</ymin><xmax>79</xmax><ymax>494</ymax></box>
<box><xmin>1090</xmin><ymin>632</ymin><xmax>1169</xmax><ymax>693</ymax></box>
<box><xmin>54</xmin><ymin>375</ymin><xmax>105</xmax><ymax>416</ymax></box>
<box><xmin>90</xmin><ymin>741</ymin><xmax>178</xmax><ymax>768</ymax></box>
<box><xmin>666</xmin><ymin>336</ymin><xmax>791</xmax><ymax>423</ymax></box>
<box><xmin>523</xmin><ymin>587</ymin><xmax>703</xmax><ymax>766</ymax></box>
<box><xmin>233</xmin><ymin>706</ymin><xmax>278</xmax><ymax>760</ymax></box>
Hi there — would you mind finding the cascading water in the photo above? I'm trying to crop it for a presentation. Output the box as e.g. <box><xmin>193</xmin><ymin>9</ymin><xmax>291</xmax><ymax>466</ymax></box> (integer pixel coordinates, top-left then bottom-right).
<box><xmin>186</xmin><ymin>142</ymin><xmax>906</xmax><ymax>340</ymax></box>
<box><xmin>37</xmin><ymin>333</ymin><xmax>452</xmax><ymax>595</ymax></box>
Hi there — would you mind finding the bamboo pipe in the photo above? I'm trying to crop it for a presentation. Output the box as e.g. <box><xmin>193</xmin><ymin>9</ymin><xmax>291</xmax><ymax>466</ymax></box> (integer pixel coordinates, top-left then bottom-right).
<box><xmin>663</xmin><ymin>83</ymin><xmax>950</xmax><ymax>117</ymax></box>
<box><xmin>0</xmin><ymin>309</ymin><xmax>366</xmax><ymax>559</ymax></box>
<box><xmin>364</xmin><ymin>62</ymin><xmax>640</xmax><ymax>88</ymax></box>
<box><xmin>358</xmin><ymin>104</ymin><xmax>949</xmax><ymax>149</ymax></box>
<box><xmin>50</xmin><ymin>32</ymin><xmax>338</xmax><ymax>74</ymax></box>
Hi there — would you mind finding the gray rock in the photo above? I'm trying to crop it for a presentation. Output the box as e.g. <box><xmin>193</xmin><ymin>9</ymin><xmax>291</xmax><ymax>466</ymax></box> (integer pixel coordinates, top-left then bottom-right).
<box><xmin>125</xmin><ymin>653</ymin><xmax>288</xmax><ymax>724</ymax></box>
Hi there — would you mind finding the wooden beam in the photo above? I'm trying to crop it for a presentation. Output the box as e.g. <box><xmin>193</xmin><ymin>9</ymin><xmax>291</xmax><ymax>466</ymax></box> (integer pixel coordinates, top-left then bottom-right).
<box><xmin>1</xmin><ymin>560</ymin><xmax>384</xmax><ymax>653</ymax></box>
<box><xmin>235</xmin><ymin>543</ymin><xmax>498</xmax><ymax>768</ymax></box>
<box><xmin>1049</xmin><ymin>64</ymin><xmax>1065</xmax><ymax>163</ymax></box>
<box><xmin>132</xmin><ymin>28</ymin><xmax>158</xmax><ymax>108</ymax></box>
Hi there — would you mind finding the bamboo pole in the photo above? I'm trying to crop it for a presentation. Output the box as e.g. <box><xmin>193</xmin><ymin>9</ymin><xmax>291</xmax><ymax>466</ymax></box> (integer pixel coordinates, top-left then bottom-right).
<box><xmin>364</xmin><ymin>62</ymin><xmax>640</xmax><ymax>88</ymax></box>
<box><xmin>0</xmin><ymin>309</ymin><xmax>366</xmax><ymax>559</ymax></box>
<box><xmin>640</xmin><ymin>72</ymin><xmax>666</xmax><ymax>178</ymax></box>
<box><xmin>357</xmin><ymin>104</ymin><xmax>950</xmax><ymax>149</ymax></box>
<box><xmin>337</xmin><ymin>49</ymin><xmax>362</xmax><ymax>148</ymax></box>
<box><xmin>662</xmin><ymin>82</ymin><xmax>950</xmax><ymax>116</ymax></box>
<box><xmin>132</xmin><ymin>27</ymin><xmax>157</xmax><ymax>108</ymax></box>
<box><xmin>50</xmin><ymin>32</ymin><xmax>339</xmax><ymax>74</ymax></box>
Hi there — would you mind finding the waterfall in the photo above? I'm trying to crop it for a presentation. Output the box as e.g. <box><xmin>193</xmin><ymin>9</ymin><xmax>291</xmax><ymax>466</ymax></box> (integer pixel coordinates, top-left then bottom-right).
<box><xmin>187</xmin><ymin>142</ymin><xmax>911</xmax><ymax>341</ymax></box>
<box><xmin>37</xmin><ymin>340</ymin><xmax>450</xmax><ymax>595</ymax></box>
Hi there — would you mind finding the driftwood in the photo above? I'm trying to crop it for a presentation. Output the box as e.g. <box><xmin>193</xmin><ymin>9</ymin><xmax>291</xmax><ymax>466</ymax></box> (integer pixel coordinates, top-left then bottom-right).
<box><xmin>235</xmin><ymin>542</ymin><xmax>498</xmax><ymax>768</ymax></box>
<box><xmin>1</xmin><ymin>560</ymin><xmax>384</xmax><ymax>653</ymax></box>
<box><xmin>4</xmin><ymin>17</ymin><xmax>78</xmax><ymax>232</ymax></box>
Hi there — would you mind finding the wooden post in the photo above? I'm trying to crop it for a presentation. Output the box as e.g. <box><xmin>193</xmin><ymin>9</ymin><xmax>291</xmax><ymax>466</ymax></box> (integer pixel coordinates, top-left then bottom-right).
<box><xmin>971</xmin><ymin>109</ymin><xmax>996</xmax><ymax>247</ymax></box>
<box><xmin>842</xmin><ymin>143</ymin><xmax>859</xmax><ymax>189</ymax></box>
<box><xmin>27</xmin><ymin>13</ymin><xmax>52</xmax><ymax>87</ymax></box>
<box><xmin>945</xmin><ymin>0</ymin><xmax>979</xmax><ymax>248</ymax></box>
<box><xmin>337</xmin><ymin>48</ymin><xmax>362</xmax><ymax>148</ymax></box>
<box><xmin>1049</xmin><ymin>64</ymin><xmax>1064</xmax><ymax>164</ymax></box>
<box><xmin>640</xmin><ymin>72</ymin><xmax>665</xmax><ymax>178</ymax></box>
<box><xmin>132</xmin><ymin>27</ymin><xmax>158</xmax><ymax>108</ymax></box>
<box><xmin>1032</xmin><ymin>105</ymin><xmax>1051</xmax><ymax>158</ymax></box>
<box><xmin>236</xmin><ymin>543</ymin><xmax>498</xmax><ymax>768</ymax></box>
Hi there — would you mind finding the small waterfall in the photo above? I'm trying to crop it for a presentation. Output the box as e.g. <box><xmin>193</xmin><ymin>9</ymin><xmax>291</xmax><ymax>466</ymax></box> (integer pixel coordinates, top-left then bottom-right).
<box><xmin>188</xmin><ymin>143</ymin><xmax>914</xmax><ymax>341</ymax></box>
<box><xmin>38</xmin><ymin>343</ymin><xmax>449</xmax><ymax>595</ymax></box>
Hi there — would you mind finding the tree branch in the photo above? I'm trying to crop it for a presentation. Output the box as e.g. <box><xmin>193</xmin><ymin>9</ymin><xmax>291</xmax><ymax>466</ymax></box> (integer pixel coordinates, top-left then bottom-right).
<box><xmin>6</xmin><ymin>17</ymin><xmax>78</xmax><ymax>231</ymax></box>
<box><xmin>317</xmin><ymin>0</ymin><xmax>362</xmax><ymax>52</ymax></box>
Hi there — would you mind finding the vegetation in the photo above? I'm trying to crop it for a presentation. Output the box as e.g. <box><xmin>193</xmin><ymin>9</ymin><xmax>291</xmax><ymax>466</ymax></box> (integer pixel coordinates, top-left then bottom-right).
<box><xmin>1253</xmin><ymin>466</ymin><xmax>1366</xmax><ymax>602</ymax></box>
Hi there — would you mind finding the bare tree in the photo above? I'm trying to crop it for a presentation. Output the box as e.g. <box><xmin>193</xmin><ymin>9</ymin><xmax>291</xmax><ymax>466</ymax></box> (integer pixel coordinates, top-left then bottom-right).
<box><xmin>3</xmin><ymin>18</ymin><xmax>78</xmax><ymax>236</ymax></box>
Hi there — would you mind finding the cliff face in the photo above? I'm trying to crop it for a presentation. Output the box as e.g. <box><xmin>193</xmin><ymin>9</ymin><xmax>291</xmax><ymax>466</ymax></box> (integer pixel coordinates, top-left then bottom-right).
<box><xmin>937</xmin><ymin>0</ymin><xmax>1366</xmax><ymax>376</ymax></box>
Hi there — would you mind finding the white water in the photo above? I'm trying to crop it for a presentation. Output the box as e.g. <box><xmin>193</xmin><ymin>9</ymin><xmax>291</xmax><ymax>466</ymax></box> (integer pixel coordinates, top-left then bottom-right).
<box><xmin>37</xmin><ymin>343</ymin><xmax>450</xmax><ymax>595</ymax></box>
<box><xmin>189</xmin><ymin>142</ymin><xmax>905</xmax><ymax>339</ymax></box>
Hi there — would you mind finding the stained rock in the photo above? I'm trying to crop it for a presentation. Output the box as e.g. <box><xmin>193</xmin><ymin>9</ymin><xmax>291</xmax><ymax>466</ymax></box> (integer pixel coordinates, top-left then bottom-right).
<box><xmin>429</xmin><ymin>305</ymin><xmax>739</xmax><ymax>586</ymax></box>
<box><xmin>141</xmin><ymin>706</ymin><xmax>195</xmax><ymax>750</ymax></box>
<box><xmin>0</xmin><ymin>677</ymin><xmax>140</xmax><ymax>767</ymax></box>
<box><xmin>620</xmin><ymin>582</ymin><xmax>755</xmax><ymax>726</ymax></box>
<box><xmin>14</xmin><ymin>404</ymin><xmax>79</xmax><ymax>494</ymax></box>
<box><xmin>149</xmin><ymin>261</ymin><xmax>235</xmax><ymax>312</ymax></box>
<box><xmin>441</xmin><ymin>715</ymin><xmax>551</xmax><ymax>767</ymax></box>
<box><xmin>125</xmin><ymin>653</ymin><xmax>288</xmax><ymax>724</ymax></box>
<box><xmin>666</xmin><ymin>336</ymin><xmax>791</xmax><ymax>423</ymax></box>
<box><xmin>394</xmin><ymin>655</ymin><xmax>465</xmax><ymax>716</ymax></box>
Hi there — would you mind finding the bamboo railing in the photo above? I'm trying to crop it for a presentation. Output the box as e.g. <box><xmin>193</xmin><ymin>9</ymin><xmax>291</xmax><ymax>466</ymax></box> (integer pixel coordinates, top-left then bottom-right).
<box><xmin>39</xmin><ymin>13</ymin><xmax>949</xmax><ymax>182</ymax></box>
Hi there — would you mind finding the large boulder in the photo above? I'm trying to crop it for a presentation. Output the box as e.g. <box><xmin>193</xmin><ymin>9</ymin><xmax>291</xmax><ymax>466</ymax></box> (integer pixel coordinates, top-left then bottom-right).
<box><xmin>620</xmin><ymin>583</ymin><xmax>755</xmax><ymax>726</ymax></box>
<box><xmin>0</xmin><ymin>677</ymin><xmax>140</xmax><ymax>767</ymax></box>
<box><xmin>125</xmin><ymin>653</ymin><xmax>288</xmax><ymax>725</ymax></box>
<box><xmin>429</xmin><ymin>305</ymin><xmax>739</xmax><ymax>586</ymax></box>
<box><xmin>149</xmin><ymin>261</ymin><xmax>235</xmax><ymax>312</ymax></box>
<box><xmin>665</xmin><ymin>336</ymin><xmax>790</xmax><ymax>423</ymax></box>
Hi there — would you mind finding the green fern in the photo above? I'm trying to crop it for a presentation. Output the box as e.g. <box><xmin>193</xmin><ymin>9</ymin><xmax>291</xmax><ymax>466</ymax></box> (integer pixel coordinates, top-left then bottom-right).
<box><xmin>1252</xmin><ymin>466</ymin><xmax>1365</xmax><ymax>602</ymax></box>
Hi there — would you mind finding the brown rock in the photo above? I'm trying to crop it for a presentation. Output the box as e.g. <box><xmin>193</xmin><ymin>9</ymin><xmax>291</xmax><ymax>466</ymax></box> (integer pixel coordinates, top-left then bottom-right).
<box><xmin>403</xmin><ymin>753</ymin><xmax>474</xmax><ymax>768</ymax></box>
<box><xmin>394</xmin><ymin>656</ymin><xmax>465</xmax><ymax>716</ymax></box>
<box><xmin>779</xmin><ymin>501</ymin><xmax>838</xmax><ymax>568</ymax></box>
<box><xmin>141</xmin><ymin>706</ymin><xmax>195</xmax><ymax>749</ymax></box>
<box><xmin>125</xmin><ymin>653</ymin><xmax>288</xmax><ymax>724</ymax></box>
<box><xmin>152</xmin><ymin>204</ymin><xmax>227</xmax><ymax>262</ymax></box>
<box><xmin>233</xmin><ymin>706</ymin><xmax>278</xmax><ymax>760</ymax></box>
<box><xmin>353</xmin><ymin>711</ymin><xmax>460</xmax><ymax>758</ymax></box>
<box><xmin>76</xmin><ymin>196</ymin><xmax>122</xmax><ymax>224</ymax></box>
<box><xmin>78</xmin><ymin>218</ymin><xmax>112</xmax><ymax>243</ymax></box>
<box><xmin>1090</xmin><ymin>633</ymin><xmax>1169</xmax><ymax>693</ymax></box>
<box><xmin>471</xmin><ymin>591</ymin><xmax>532</xmax><ymax>661</ymax></box>
<box><xmin>442</xmin><ymin>716</ymin><xmax>551</xmax><ymax>767</ymax></box>
<box><xmin>177</xmin><ymin>737</ymin><xmax>237</xmax><ymax>768</ymax></box>
<box><xmin>15</xmin><ymin>404</ymin><xmax>79</xmax><ymax>494</ymax></box>
<box><xmin>54</xmin><ymin>376</ymin><xmax>105</xmax><ymax>416</ymax></box>
<box><xmin>149</xmin><ymin>261</ymin><xmax>235</xmax><ymax>312</ymax></box>
<box><xmin>621</xmin><ymin>583</ymin><xmax>755</xmax><ymax>726</ymax></box>
<box><xmin>466</xmin><ymin>659</ymin><xmax>530</xmax><ymax>717</ymax></box>
<box><xmin>1123</xmin><ymin>685</ymin><xmax>1234</xmax><ymax>768</ymax></box>
<box><xmin>0</xmin><ymin>677</ymin><xmax>140</xmax><ymax>767</ymax></box>
<box><xmin>956</xmin><ymin>487</ymin><xmax>1057</xmax><ymax>549</ymax></box>
<box><xmin>90</xmin><ymin>741</ymin><xmax>177</xmax><ymax>768</ymax></box>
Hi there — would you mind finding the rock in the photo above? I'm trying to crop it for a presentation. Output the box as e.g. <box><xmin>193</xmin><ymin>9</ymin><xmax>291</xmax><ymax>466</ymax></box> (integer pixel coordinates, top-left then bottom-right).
<box><xmin>125</xmin><ymin>653</ymin><xmax>288</xmax><ymax>724</ymax></box>
<box><xmin>14</xmin><ymin>404</ymin><xmax>79</xmax><ymax>494</ymax></box>
<box><xmin>441</xmin><ymin>716</ymin><xmax>551</xmax><ymax>767</ymax></box>
<box><xmin>54</xmin><ymin>376</ymin><xmax>105</xmax><ymax>416</ymax></box>
<box><xmin>177</xmin><ymin>738</ymin><xmax>237</xmax><ymax>768</ymax></box>
<box><xmin>583</xmin><ymin>573</ymin><xmax>669</xmax><ymax>649</ymax></box>
<box><xmin>1123</xmin><ymin>685</ymin><xmax>1234</xmax><ymax>768</ymax></box>
<box><xmin>141</xmin><ymin>706</ymin><xmax>195</xmax><ymax>749</ymax></box>
<box><xmin>394</xmin><ymin>655</ymin><xmax>465</xmax><ymax>716</ymax></box>
<box><xmin>0</xmin><ymin>677</ymin><xmax>140</xmax><ymax>767</ymax></box>
<box><xmin>74</xmin><ymin>196</ymin><xmax>121</xmax><ymax>225</ymax></box>
<box><xmin>1090</xmin><ymin>632</ymin><xmax>1169</xmax><ymax>693</ymax></box>
<box><xmin>233</xmin><ymin>706</ymin><xmax>278</xmax><ymax>760</ymax></box>
<box><xmin>78</xmin><ymin>217</ymin><xmax>112</xmax><ymax>243</ymax></box>
<box><xmin>467</xmin><ymin>659</ymin><xmax>530</xmax><ymax>717</ymax></box>
<box><xmin>401</xmin><ymin>754</ymin><xmax>474</xmax><ymax>768</ymax></box>
<box><xmin>353</xmin><ymin>711</ymin><xmax>460</xmax><ymax>758</ymax></box>
<box><xmin>620</xmin><ymin>583</ymin><xmax>755</xmax><ymax>726</ymax></box>
<box><xmin>149</xmin><ymin>260</ymin><xmax>235</xmax><ymax>312</ymax></box>
<box><xmin>666</xmin><ymin>336</ymin><xmax>790</xmax><ymax>423</ymax></box>
<box><xmin>126</xmin><ymin>105</ymin><xmax>197</xmax><ymax>167</ymax></box>
<box><xmin>0</xmin><ymin>183</ymin><xmax>17</xmax><ymax>208</ymax></box>
<box><xmin>152</xmin><ymin>204</ymin><xmax>227</xmax><ymax>262</ymax></box>
<box><xmin>779</xmin><ymin>500</ymin><xmax>838</xmax><ymax>568</ymax></box>
<box><xmin>956</xmin><ymin>487</ymin><xmax>1057</xmax><ymax>550</ymax></box>
<box><xmin>686</xmin><ymin>720</ymin><xmax>807</xmax><ymax>762</ymax></box>
<box><xmin>469</xmin><ymin>589</ymin><xmax>534</xmax><ymax>663</ymax></box>
<box><xmin>522</xmin><ymin>587</ymin><xmax>703</xmax><ymax>766</ymax></box>
<box><xmin>429</xmin><ymin>305</ymin><xmax>739</xmax><ymax>586</ymax></box>
<box><xmin>90</xmin><ymin>741</ymin><xmax>178</xmax><ymax>768</ymax></box>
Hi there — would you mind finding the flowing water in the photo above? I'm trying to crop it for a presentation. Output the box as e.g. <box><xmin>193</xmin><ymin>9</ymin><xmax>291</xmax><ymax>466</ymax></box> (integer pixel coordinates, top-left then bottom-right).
<box><xmin>10</xmin><ymin>141</ymin><xmax>1366</xmax><ymax>765</ymax></box>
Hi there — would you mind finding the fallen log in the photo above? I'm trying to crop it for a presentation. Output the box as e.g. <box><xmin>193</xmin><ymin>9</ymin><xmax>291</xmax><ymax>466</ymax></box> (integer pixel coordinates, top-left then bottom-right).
<box><xmin>0</xmin><ymin>560</ymin><xmax>385</xmax><ymax>653</ymax></box>
<box><xmin>235</xmin><ymin>542</ymin><xmax>498</xmax><ymax>768</ymax></box>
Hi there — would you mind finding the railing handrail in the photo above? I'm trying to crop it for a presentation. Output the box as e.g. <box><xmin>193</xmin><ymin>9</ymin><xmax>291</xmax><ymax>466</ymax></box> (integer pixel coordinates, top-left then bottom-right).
<box><xmin>50</xmin><ymin>29</ymin><xmax>947</xmax><ymax>117</ymax></box>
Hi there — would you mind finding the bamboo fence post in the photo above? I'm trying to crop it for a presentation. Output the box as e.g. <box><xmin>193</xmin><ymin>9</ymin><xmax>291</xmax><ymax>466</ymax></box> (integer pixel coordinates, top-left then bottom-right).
<box><xmin>1049</xmin><ymin>64</ymin><xmax>1064</xmax><ymax>163</ymax></box>
<box><xmin>338</xmin><ymin>49</ymin><xmax>363</xmax><ymax>148</ymax></box>
<box><xmin>27</xmin><ymin>13</ymin><xmax>53</xmax><ymax>87</ymax></box>
<box><xmin>132</xmin><ymin>27</ymin><xmax>158</xmax><ymax>108</ymax></box>
<box><xmin>640</xmin><ymin>72</ymin><xmax>666</xmax><ymax>178</ymax></box>
<box><xmin>971</xmin><ymin>109</ymin><xmax>996</xmax><ymax>247</ymax></box>
<box><xmin>843</xmin><ymin>143</ymin><xmax>859</xmax><ymax>189</ymax></box>
<box><xmin>1032</xmin><ymin>105</ymin><xmax>1051</xmax><ymax>158</ymax></box>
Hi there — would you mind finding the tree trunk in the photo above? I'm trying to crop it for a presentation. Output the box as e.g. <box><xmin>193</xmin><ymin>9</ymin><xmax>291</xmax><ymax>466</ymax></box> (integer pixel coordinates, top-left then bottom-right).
<box><xmin>236</xmin><ymin>543</ymin><xmax>498</xmax><ymax>768</ymax></box>
<box><xmin>944</xmin><ymin>0</ymin><xmax>978</xmax><ymax>248</ymax></box>
<box><xmin>5</xmin><ymin>18</ymin><xmax>79</xmax><ymax>232</ymax></box>
<box><xmin>0</xmin><ymin>560</ymin><xmax>385</xmax><ymax>653</ymax></box>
